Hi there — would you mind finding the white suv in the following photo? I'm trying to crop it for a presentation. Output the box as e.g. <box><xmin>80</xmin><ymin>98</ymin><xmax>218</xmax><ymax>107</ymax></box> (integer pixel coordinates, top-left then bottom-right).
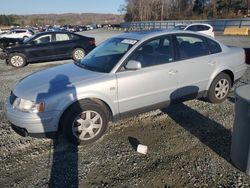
<box><xmin>0</xmin><ymin>29</ymin><xmax>34</xmax><ymax>40</ymax></box>
<box><xmin>184</xmin><ymin>23</ymin><xmax>215</xmax><ymax>38</ymax></box>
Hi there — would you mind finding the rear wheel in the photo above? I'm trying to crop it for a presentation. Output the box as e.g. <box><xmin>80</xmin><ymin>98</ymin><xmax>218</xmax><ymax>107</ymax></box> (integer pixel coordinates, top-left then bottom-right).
<box><xmin>207</xmin><ymin>73</ymin><xmax>232</xmax><ymax>103</ymax></box>
<box><xmin>72</xmin><ymin>48</ymin><xmax>85</xmax><ymax>61</ymax></box>
<box><xmin>8</xmin><ymin>53</ymin><xmax>27</xmax><ymax>68</ymax></box>
<box><xmin>62</xmin><ymin>100</ymin><xmax>108</xmax><ymax>144</ymax></box>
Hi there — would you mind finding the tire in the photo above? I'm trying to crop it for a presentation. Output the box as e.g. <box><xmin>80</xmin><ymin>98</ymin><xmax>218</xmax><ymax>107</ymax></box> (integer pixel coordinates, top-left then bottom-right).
<box><xmin>72</xmin><ymin>48</ymin><xmax>85</xmax><ymax>61</ymax></box>
<box><xmin>8</xmin><ymin>53</ymin><xmax>27</xmax><ymax>68</ymax></box>
<box><xmin>61</xmin><ymin>99</ymin><xmax>108</xmax><ymax>145</ymax></box>
<box><xmin>207</xmin><ymin>73</ymin><xmax>232</xmax><ymax>104</ymax></box>
<box><xmin>23</xmin><ymin>36</ymin><xmax>29</xmax><ymax>40</ymax></box>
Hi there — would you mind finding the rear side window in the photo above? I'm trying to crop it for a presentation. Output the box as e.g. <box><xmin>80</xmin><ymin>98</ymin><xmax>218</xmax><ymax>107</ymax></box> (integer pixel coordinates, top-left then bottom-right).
<box><xmin>206</xmin><ymin>38</ymin><xmax>222</xmax><ymax>54</ymax></box>
<box><xmin>15</xmin><ymin>30</ymin><xmax>26</xmax><ymax>33</ymax></box>
<box><xmin>186</xmin><ymin>25</ymin><xmax>198</xmax><ymax>31</ymax></box>
<box><xmin>55</xmin><ymin>33</ymin><xmax>70</xmax><ymax>41</ymax></box>
<box><xmin>176</xmin><ymin>35</ymin><xmax>210</xmax><ymax>59</ymax></box>
<box><xmin>197</xmin><ymin>25</ymin><xmax>210</xmax><ymax>31</ymax></box>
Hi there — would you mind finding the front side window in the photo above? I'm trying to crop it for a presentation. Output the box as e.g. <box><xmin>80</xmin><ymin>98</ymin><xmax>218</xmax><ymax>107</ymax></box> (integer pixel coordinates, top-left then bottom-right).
<box><xmin>176</xmin><ymin>35</ymin><xmax>209</xmax><ymax>59</ymax></box>
<box><xmin>79</xmin><ymin>38</ymin><xmax>137</xmax><ymax>73</ymax></box>
<box><xmin>126</xmin><ymin>35</ymin><xmax>174</xmax><ymax>68</ymax></box>
<box><xmin>33</xmin><ymin>34</ymin><xmax>52</xmax><ymax>44</ymax></box>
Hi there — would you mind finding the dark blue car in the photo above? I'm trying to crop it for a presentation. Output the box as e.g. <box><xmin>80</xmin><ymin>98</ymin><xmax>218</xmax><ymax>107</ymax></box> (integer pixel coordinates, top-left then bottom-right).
<box><xmin>1</xmin><ymin>31</ymin><xmax>96</xmax><ymax>67</ymax></box>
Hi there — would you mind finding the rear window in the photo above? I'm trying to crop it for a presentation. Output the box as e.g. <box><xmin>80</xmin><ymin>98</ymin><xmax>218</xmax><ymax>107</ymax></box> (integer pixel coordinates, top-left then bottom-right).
<box><xmin>206</xmin><ymin>38</ymin><xmax>222</xmax><ymax>54</ymax></box>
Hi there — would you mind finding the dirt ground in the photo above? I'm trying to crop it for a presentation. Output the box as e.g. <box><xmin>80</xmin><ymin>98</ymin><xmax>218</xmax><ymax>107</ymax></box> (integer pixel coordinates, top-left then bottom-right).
<box><xmin>0</xmin><ymin>30</ymin><xmax>250</xmax><ymax>187</ymax></box>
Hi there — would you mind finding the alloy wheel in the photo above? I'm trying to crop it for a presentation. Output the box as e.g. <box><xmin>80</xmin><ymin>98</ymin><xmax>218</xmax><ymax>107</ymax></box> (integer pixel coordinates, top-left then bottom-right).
<box><xmin>74</xmin><ymin>49</ymin><xmax>84</xmax><ymax>60</ymax></box>
<box><xmin>10</xmin><ymin>55</ymin><xmax>24</xmax><ymax>67</ymax></box>
<box><xmin>72</xmin><ymin>110</ymin><xmax>103</xmax><ymax>141</ymax></box>
<box><xmin>214</xmin><ymin>78</ymin><xmax>230</xmax><ymax>100</ymax></box>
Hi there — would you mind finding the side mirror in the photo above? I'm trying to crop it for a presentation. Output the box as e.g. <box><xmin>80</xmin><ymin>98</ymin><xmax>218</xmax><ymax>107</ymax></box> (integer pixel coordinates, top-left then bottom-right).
<box><xmin>125</xmin><ymin>60</ymin><xmax>142</xmax><ymax>70</ymax></box>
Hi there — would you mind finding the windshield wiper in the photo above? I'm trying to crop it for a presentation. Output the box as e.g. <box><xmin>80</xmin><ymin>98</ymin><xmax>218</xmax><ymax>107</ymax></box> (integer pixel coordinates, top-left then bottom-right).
<box><xmin>74</xmin><ymin>61</ymin><xmax>94</xmax><ymax>70</ymax></box>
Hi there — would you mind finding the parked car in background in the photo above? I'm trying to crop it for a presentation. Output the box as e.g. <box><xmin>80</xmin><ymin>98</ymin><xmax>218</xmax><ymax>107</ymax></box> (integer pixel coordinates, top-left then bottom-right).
<box><xmin>4</xmin><ymin>30</ymin><xmax>247</xmax><ymax>144</ymax></box>
<box><xmin>0</xmin><ymin>31</ymin><xmax>95</xmax><ymax>67</ymax></box>
<box><xmin>184</xmin><ymin>23</ymin><xmax>215</xmax><ymax>37</ymax></box>
<box><xmin>0</xmin><ymin>29</ymin><xmax>34</xmax><ymax>40</ymax></box>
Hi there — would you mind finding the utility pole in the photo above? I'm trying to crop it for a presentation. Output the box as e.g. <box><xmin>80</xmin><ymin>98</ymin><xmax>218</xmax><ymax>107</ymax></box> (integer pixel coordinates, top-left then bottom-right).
<box><xmin>161</xmin><ymin>0</ymin><xmax>164</xmax><ymax>21</ymax></box>
<box><xmin>248</xmin><ymin>0</ymin><xmax>250</xmax><ymax>16</ymax></box>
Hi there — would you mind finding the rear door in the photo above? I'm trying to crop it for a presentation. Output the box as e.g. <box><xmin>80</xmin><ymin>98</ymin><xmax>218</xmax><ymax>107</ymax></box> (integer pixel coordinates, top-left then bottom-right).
<box><xmin>52</xmin><ymin>33</ymin><xmax>75</xmax><ymax>58</ymax></box>
<box><xmin>174</xmin><ymin>34</ymin><xmax>217</xmax><ymax>98</ymax></box>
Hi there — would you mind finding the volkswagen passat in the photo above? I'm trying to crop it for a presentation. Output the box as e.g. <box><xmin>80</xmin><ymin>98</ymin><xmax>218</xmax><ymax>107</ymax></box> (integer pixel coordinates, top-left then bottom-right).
<box><xmin>4</xmin><ymin>30</ymin><xmax>247</xmax><ymax>144</ymax></box>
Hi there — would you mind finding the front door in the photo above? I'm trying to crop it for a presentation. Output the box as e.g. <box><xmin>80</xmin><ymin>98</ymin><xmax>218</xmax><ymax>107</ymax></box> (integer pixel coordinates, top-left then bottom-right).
<box><xmin>116</xmin><ymin>35</ymin><xmax>179</xmax><ymax>115</ymax></box>
<box><xmin>25</xmin><ymin>34</ymin><xmax>54</xmax><ymax>61</ymax></box>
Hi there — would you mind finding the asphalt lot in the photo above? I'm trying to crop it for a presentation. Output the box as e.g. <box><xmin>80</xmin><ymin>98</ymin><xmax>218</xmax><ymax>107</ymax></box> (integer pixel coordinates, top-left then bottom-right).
<box><xmin>0</xmin><ymin>29</ymin><xmax>250</xmax><ymax>187</ymax></box>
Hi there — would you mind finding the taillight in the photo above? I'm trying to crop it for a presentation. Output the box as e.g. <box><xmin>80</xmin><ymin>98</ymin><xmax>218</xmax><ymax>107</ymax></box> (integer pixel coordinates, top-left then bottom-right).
<box><xmin>244</xmin><ymin>49</ymin><xmax>248</xmax><ymax>64</ymax></box>
<box><xmin>245</xmin><ymin>50</ymin><xmax>247</xmax><ymax>64</ymax></box>
<box><xmin>89</xmin><ymin>39</ymin><xmax>95</xmax><ymax>45</ymax></box>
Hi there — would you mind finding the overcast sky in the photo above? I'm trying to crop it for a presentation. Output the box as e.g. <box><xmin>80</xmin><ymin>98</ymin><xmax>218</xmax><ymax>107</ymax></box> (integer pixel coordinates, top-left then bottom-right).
<box><xmin>0</xmin><ymin>0</ymin><xmax>124</xmax><ymax>15</ymax></box>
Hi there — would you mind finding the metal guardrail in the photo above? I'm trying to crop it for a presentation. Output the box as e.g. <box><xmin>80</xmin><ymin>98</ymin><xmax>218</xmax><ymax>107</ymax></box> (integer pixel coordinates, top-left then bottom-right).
<box><xmin>121</xmin><ymin>18</ymin><xmax>250</xmax><ymax>31</ymax></box>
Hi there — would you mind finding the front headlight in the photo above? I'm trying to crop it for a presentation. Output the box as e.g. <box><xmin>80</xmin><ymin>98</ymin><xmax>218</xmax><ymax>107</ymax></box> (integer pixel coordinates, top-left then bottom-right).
<box><xmin>13</xmin><ymin>98</ymin><xmax>45</xmax><ymax>113</ymax></box>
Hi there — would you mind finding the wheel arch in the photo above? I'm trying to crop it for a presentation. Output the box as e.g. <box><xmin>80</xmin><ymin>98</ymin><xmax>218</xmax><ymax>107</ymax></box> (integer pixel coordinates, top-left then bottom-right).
<box><xmin>206</xmin><ymin>68</ymin><xmax>234</xmax><ymax>91</ymax></box>
<box><xmin>72</xmin><ymin>46</ymin><xmax>86</xmax><ymax>53</ymax></box>
<box><xmin>57</xmin><ymin>97</ymin><xmax>114</xmax><ymax>133</ymax></box>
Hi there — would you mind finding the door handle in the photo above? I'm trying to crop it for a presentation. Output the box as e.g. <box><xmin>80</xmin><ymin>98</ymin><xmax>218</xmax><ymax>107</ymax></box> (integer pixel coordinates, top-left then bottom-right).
<box><xmin>168</xmin><ymin>69</ymin><xmax>178</xmax><ymax>75</ymax></box>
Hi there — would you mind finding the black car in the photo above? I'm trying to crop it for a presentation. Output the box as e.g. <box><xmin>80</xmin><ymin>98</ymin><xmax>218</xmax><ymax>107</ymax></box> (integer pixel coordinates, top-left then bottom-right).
<box><xmin>0</xmin><ymin>31</ymin><xmax>96</xmax><ymax>67</ymax></box>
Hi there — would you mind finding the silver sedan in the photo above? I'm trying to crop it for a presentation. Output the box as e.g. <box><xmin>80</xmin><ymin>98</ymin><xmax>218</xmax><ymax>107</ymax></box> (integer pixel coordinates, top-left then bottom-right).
<box><xmin>4</xmin><ymin>30</ymin><xmax>247</xmax><ymax>144</ymax></box>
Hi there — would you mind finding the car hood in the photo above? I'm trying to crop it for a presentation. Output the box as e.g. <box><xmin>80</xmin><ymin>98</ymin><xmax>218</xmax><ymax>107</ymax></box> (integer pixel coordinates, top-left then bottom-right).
<box><xmin>13</xmin><ymin>63</ymin><xmax>106</xmax><ymax>100</ymax></box>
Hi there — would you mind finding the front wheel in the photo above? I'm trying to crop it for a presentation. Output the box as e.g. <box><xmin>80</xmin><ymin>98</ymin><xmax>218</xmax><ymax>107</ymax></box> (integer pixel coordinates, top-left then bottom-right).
<box><xmin>207</xmin><ymin>73</ymin><xmax>232</xmax><ymax>103</ymax></box>
<box><xmin>62</xmin><ymin>100</ymin><xmax>108</xmax><ymax>144</ymax></box>
<box><xmin>23</xmin><ymin>36</ymin><xmax>29</xmax><ymax>40</ymax></box>
<box><xmin>72</xmin><ymin>48</ymin><xmax>85</xmax><ymax>61</ymax></box>
<box><xmin>8</xmin><ymin>53</ymin><xmax>27</xmax><ymax>68</ymax></box>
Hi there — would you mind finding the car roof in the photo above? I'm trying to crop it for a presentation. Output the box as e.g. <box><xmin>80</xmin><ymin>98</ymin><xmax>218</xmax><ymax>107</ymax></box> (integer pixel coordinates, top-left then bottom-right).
<box><xmin>186</xmin><ymin>23</ymin><xmax>213</xmax><ymax>28</ymax></box>
<box><xmin>114</xmin><ymin>29</ymin><xmax>206</xmax><ymax>41</ymax></box>
<box><xmin>37</xmin><ymin>31</ymin><xmax>73</xmax><ymax>35</ymax></box>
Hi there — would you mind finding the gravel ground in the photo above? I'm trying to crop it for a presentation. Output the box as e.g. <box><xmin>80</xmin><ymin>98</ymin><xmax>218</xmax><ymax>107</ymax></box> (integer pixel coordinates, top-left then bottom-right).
<box><xmin>0</xmin><ymin>30</ymin><xmax>250</xmax><ymax>187</ymax></box>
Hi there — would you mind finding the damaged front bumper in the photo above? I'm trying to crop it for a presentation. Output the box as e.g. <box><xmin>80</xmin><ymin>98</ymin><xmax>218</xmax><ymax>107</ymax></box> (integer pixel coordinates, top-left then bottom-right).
<box><xmin>0</xmin><ymin>51</ymin><xmax>7</xmax><ymax>60</ymax></box>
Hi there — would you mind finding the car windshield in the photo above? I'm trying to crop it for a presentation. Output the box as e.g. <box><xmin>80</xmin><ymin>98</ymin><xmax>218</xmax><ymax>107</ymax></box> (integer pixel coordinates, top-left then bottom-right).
<box><xmin>78</xmin><ymin>37</ymin><xmax>138</xmax><ymax>73</ymax></box>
